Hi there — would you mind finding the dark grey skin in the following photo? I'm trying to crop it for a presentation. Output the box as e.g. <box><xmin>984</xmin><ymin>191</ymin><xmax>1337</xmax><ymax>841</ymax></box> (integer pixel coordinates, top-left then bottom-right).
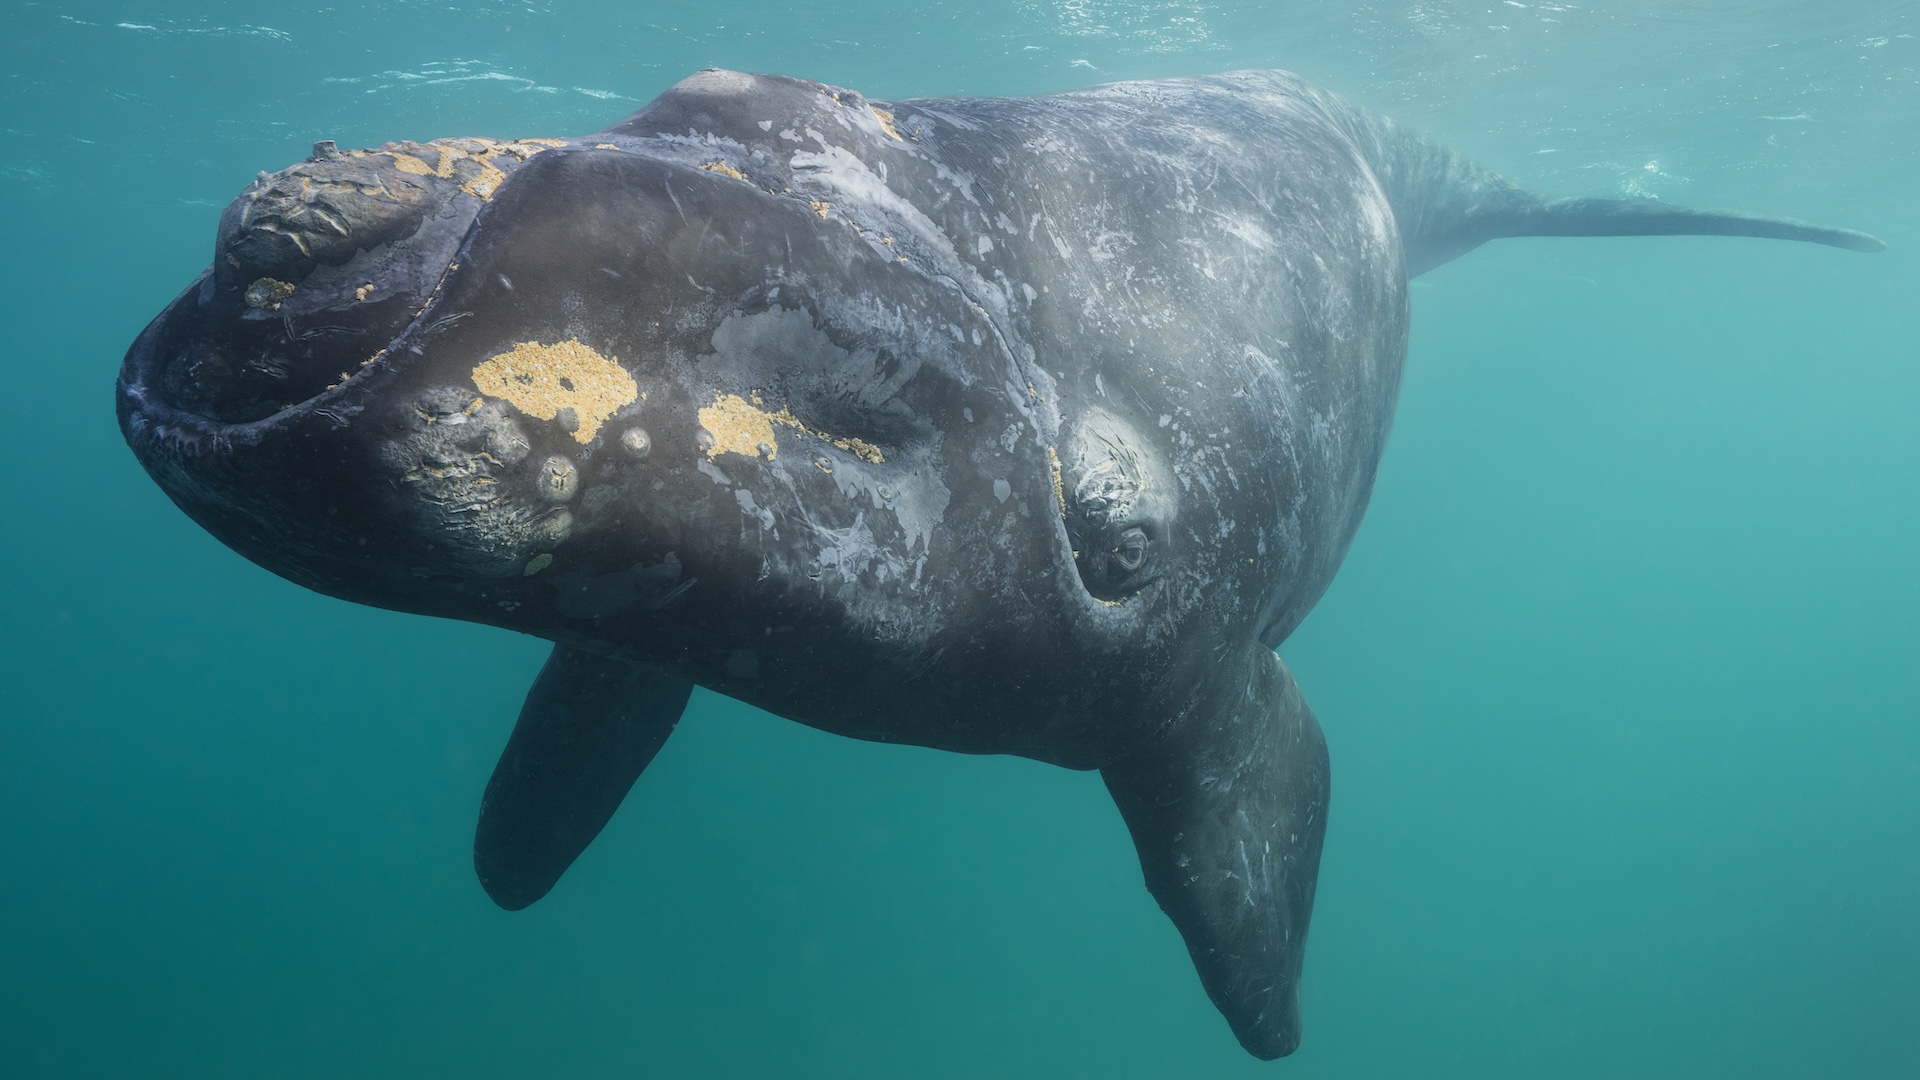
<box><xmin>118</xmin><ymin>69</ymin><xmax>1881</xmax><ymax>1059</ymax></box>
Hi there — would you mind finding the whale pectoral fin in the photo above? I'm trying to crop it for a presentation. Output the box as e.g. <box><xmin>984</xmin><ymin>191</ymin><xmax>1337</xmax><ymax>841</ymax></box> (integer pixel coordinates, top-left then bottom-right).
<box><xmin>474</xmin><ymin>645</ymin><xmax>693</xmax><ymax>911</ymax></box>
<box><xmin>1099</xmin><ymin>651</ymin><xmax>1330</xmax><ymax>1060</ymax></box>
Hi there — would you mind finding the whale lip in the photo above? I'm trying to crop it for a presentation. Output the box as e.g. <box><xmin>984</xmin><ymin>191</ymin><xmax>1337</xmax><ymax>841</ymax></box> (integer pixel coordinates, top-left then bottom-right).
<box><xmin>119</xmin><ymin>263</ymin><xmax>441</xmax><ymax>447</ymax></box>
<box><xmin>122</xmin><ymin>136</ymin><xmax>576</xmax><ymax>441</ymax></box>
<box><xmin>115</xmin><ymin>267</ymin><xmax>375</xmax><ymax>455</ymax></box>
<box><xmin>117</xmin><ymin>271</ymin><xmax>301</xmax><ymax>448</ymax></box>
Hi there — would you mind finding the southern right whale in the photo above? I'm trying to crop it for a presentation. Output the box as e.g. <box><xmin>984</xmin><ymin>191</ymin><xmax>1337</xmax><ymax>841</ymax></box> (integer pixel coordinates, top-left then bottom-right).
<box><xmin>117</xmin><ymin>68</ymin><xmax>1881</xmax><ymax>1058</ymax></box>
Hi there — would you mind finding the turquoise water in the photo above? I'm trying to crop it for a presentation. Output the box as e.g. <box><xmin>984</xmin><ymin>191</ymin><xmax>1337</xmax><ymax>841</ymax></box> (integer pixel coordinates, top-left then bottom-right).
<box><xmin>4</xmin><ymin>1</ymin><xmax>1917</xmax><ymax>1075</ymax></box>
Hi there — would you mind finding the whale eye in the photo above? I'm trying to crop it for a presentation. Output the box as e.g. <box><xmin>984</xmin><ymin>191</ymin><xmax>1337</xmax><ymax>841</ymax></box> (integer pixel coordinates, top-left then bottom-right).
<box><xmin>1113</xmin><ymin>527</ymin><xmax>1148</xmax><ymax>572</ymax></box>
<box><xmin>1056</xmin><ymin>409</ymin><xmax>1173</xmax><ymax>603</ymax></box>
<box><xmin>1071</xmin><ymin>522</ymin><xmax>1158</xmax><ymax>602</ymax></box>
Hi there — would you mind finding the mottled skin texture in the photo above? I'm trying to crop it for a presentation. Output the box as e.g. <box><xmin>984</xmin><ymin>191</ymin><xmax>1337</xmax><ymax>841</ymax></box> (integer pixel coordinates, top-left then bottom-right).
<box><xmin>118</xmin><ymin>68</ymin><xmax>1879</xmax><ymax>1059</ymax></box>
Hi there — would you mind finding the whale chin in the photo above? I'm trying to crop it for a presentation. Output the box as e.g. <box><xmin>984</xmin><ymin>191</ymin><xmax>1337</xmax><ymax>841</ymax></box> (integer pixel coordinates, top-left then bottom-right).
<box><xmin>113</xmin><ymin>273</ymin><xmax>507</xmax><ymax>619</ymax></box>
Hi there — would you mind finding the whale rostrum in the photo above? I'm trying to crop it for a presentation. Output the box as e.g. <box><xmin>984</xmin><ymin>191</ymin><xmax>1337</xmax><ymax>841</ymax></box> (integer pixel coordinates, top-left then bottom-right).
<box><xmin>118</xmin><ymin>68</ymin><xmax>1880</xmax><ymax>1059</ymax></box>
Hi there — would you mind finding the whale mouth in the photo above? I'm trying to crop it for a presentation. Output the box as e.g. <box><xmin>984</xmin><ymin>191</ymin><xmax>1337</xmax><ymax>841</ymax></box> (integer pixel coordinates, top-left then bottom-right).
<box><xmin>139</xmin><ymin>270</ymin><xmax>426</xmax><ymax>426</ymax></box>
<box><xmin>129</xmin><ymin>136</ymin><xmax>565</xmax><ymax>428</ymax></box>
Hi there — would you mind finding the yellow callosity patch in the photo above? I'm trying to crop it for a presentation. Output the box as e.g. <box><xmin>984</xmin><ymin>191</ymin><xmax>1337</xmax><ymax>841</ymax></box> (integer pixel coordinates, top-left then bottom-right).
<box><xmin>698</xmin><ymin>394</ymin><xmax>781</xmax><ymax>460</ymax></box>
<box><xmin>389</xmin><ymin>153</ymin><xmax>435</xmax><ymax>176</ymax></box>
<box><xmin>1047</xmin><ymin>446</ymin><xmax>1066</xmax><ymax>516</ymax></box>
<box><xmin>459</xmin><ymin>160</ymin><xmax>506</xmax><ymax>199</ymax></box>
<box><xmin>810</xmin><ymin>200</ymin><xmax>831</xmax><ymax>218</ymax></box>
<box><xmin>697</xmin><ymin>393</ymin><xmax>888</xmax><ymax>465</ymax></box>
<box><xmin>869</xmin><ymin>106</ymin><xmax>903</xmax><ymax>141</ymax></box>
<box><xmin>245</xmin><ymin>277</ymin><xmax>296</xmax><ymax>308</ymax></box>
<box><xmin>382</xmin><ymin>138</ymin><xmax>565</xmax><ymax>202</ymax></box>
<box><xmin>770</xmin><ymin>406</ymin><xmax>886</xmax><ymax>464</ymax></box>
<box><xmin>699</xmin><ymin>161</ymin><xmax>748</xmax><ymax>181</ymax></box>
<box><xmin>471</xmin><ymin>339</ymin><xmax>637</xmax><ymax>445</ymax></box>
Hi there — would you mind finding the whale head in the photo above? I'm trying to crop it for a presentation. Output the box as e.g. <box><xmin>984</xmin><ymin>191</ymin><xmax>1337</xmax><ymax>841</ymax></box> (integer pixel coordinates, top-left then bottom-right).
<box><xmin>117</xmin><ymin>127</ymin><xmax>1227</xmax><ymax>769</ymax></box>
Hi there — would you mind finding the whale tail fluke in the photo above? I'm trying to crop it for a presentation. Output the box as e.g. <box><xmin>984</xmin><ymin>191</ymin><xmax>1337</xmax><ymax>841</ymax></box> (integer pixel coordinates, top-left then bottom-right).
<box><xmin>1300</xmin><ymin>79</ymin><xmax>1886</xmax><ymax>277</ymax></box>
<box><xmin>474</xmin><ymin>646</ymin><xmax>692</xmax><ymax>911</ymax></box>
<box><xmin>1101</xmin><ymin>651</ymin><xmax>1330</xmax><ymax>1060</ymax></box>
<box><xmin>1494</xmin><ymin>197</ymin><xmax>1887</xmax><ymax>253</ymax></box>
<box><xmin>1406</xmin><ymin>188</ymin><xmax>1889</xmax><ymax>276</ymax></box>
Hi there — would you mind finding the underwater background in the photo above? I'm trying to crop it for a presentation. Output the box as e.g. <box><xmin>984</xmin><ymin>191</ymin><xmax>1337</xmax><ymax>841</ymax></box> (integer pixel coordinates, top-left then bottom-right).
<box><xmin>3</xmin><ymin>1</ymin><xmax>1916</xmax><ymax>1075</ymax></box>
